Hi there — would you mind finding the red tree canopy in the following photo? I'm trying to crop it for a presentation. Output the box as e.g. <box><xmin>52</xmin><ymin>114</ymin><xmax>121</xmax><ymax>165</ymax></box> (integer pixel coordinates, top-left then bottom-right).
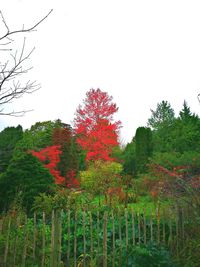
<box><xmin>74</xmin><ymin>88</ymin><xmax>121</xmax><ymax>161</ymax></box>
<box><xmin>31</xmin><ymin>146</ymin><xmax>65</xmax><ymax>185</ymax></box>
<box><xmin>31</xmin><ymin>145</ymin><xmax>80</xmax><ymax>188</ymax></box>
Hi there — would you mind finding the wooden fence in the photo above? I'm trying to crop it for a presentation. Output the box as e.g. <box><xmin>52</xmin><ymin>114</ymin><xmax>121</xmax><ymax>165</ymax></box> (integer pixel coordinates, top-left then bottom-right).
<box><xmin>0</xmin><ymin>207</ymin><xmax>186</xmax><ymax>267</ymax></box>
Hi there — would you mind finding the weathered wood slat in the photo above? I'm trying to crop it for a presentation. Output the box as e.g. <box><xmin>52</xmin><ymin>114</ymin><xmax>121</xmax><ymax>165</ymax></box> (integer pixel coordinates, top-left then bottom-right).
<box><xmin>33</xmin><ymin>212</ymin><xmax>37</xmax><ymax>260</ymax></box>
<box><xmin>74</xmin><ymin>211</ymin><xmax>77</xmax><ymax>267</ymax></box>
<box><xmin>4</xmin><ymin>217</ymin><xmax>11</xmax><ymax>266</ymax></box>
<box><xmin>67</xmin><ymin>210</ymin><xmax>71</xmax><ymax>266</ymax></box>
<box><xmin>112</xmin><ymin>210</ymin><xmax>115</xmax><ymax>267</ymax></box>
<box><xmin>41</xmin><ymin>212</ymin><xmax>46</xmax><ymax>267</ymax></box>
<box><xmin>103</xmin><ymin>211</ymin><xmax>108</xmax><ymax>267</ymax></box>
<box><xmin>22</xmin><ymin>215</ymin><xmax>28</xmax><ymax>267</ymax></box>
<box><xmin>131</xmin><ymin>209</ymin><xmax>135</xmax><ymax>245</ymax></box>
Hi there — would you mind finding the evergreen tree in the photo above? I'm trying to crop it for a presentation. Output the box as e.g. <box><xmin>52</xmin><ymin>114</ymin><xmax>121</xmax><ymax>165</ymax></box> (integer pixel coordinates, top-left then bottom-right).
<box><xmin>0</xmin><ymin>153</ymin><xmax>54</xmax><ymax>213</ymax></box>
<box><xmin>0</xmin><ymin>125</ymin><xmax>23</xmax><ymax>173</ymax></box>
<box><xmin>147</xmin><ymin>100</ymin><xmax>175</xmax><ymax>130</ymax></box>
<box><xmin>170</xmin><ymin>102</ymin><xmax>200</xmax><ymax>152</ymax></box>
<box><xmin>147</xmin><ymin>101</ymin><xmax>175</xmax><ymax>153</ymax></box>
<box><xmin>135</xmin><ymin>127</ymin><xmax>153</xmax><ymax>173</ymax></box>
<box><xmin>122</xmin><ymin>138</ymin><xmax>136</xmax><ymax>176</ymax></box>
<box><xmin>179</xmin><ymin>100</ymin><xmax>192</xmax><ymax>122</ymax></box>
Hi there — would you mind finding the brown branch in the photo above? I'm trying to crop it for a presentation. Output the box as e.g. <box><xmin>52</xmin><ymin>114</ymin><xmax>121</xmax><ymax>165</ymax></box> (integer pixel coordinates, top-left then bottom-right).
<box><xmin>0</xmin><ymin>9</ymin><xmax>53</xmax><ymax>41</ymax></box>
<box><xmin>0</xmin><ymin>9</ymin><xmax>52</xmax><ymax>116</ymax></box>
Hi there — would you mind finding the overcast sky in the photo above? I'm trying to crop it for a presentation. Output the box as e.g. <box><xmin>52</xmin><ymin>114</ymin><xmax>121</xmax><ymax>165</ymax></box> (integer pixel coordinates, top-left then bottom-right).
<box><xmin>1</xmin><ymin>0</ymin><xmax>200</xmax><ymax>143</ymax></box>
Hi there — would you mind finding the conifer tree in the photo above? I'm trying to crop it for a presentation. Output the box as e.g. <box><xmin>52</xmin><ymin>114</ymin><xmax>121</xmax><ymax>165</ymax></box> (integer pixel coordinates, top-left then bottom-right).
<box><xmin>135</xmin><ymin>127</ymin><xmax>153</xmax><ymax>173</ymax></box>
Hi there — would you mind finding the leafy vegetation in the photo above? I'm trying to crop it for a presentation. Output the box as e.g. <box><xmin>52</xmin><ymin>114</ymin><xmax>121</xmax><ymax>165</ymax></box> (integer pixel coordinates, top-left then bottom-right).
<box><xmin>0</xmin><ymin>91</ymin><xmax>200</xmax><ymax>266</ymax></box>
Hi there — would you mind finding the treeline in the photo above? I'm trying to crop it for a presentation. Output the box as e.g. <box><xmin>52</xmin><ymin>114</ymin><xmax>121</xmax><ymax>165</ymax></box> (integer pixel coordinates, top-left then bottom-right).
<box><xmin>0</xmin><ymin>120</ymin><xmax>85</xmax><ymax>212</ymax></box>
<box><xmin>123</xmin><ymin>100</ymin><xmax>200</xmax><ymax>176</ymax></box>
<box><xmin>0</xmin><ymin>97</ymin><xmax>200</xmax><ymax>214</ymax></box>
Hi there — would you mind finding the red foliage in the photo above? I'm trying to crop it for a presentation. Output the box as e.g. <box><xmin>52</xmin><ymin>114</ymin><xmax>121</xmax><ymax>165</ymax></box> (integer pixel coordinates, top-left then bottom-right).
<box><xmin>74</xmin><ymin>88</ymin><xmax>121</xmax><ymax>161</ymax></box>
<box><xmin>65</xmin><ymin>170</ymin><xmax>80</xmax><ymax>188</ymax></box>
<box><xmin>78</xmin><ymin>118</ymin><xmax>118</xmax><ymax>161</ymax></box>
<box><xmin>31</xmin><ymin>146</ymin><xmax>79</xmax><ymax>188</ymax></box>
<box><xmin>32</xmin><ymin>146</ymin><xmax>65</xmax><ymax>185</ymax></box>
<box><xmin>150</xmin><ymin>163</ymin><xmax>200</xmax><ymax>194</ymax></box>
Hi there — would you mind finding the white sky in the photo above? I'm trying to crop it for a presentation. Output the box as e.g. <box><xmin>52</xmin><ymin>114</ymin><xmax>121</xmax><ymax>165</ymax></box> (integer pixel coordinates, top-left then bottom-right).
<box><xmin>1</xmin><ymin>0</ymin><xmax>200</xmax><ymax>143</ymax></box>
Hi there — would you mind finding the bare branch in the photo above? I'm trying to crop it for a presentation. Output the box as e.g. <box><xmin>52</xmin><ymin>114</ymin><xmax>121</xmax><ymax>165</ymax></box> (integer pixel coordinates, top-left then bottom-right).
<box><xmin>0</xmin><ymin>9</ymin><xmax>53</xmax><ymax>41</ymax></box>
<box><xmin>0</xmin><ymin>109</ymin><xmax>33</xmax><ymax>117</ymax></box>
<box><xmin>0</xmin><ymin>9</ymin><xmax>52</xmax><ymax>116</ymax></box>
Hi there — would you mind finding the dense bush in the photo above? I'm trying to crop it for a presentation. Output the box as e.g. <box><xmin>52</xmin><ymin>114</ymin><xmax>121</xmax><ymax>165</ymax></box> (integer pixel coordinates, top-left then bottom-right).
<box><xmin>0</xmin><ymin>153</ymin><xmax>54</xmax><ymax>213</ymax></box>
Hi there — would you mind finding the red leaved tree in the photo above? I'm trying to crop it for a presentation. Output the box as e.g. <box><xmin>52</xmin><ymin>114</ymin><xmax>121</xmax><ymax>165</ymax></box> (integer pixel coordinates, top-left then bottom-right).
<box><xmin>74</xmin><ymin>88</ymin><xmax>121</xmax><ymax>161</ymax></box>
<box><xmin>31</xmin><ymin>146</ymin><xmax>65</xmax><ymax>185</ymax></box>
<box><xmin>32</xmin><ymin>145</ymin><xmax>80</xmax><ymax>188</ymax></box>
<box><xmin>52</xmin><ymin>126</ymin><xmax>80</xmax><ymax>188</ymax></box>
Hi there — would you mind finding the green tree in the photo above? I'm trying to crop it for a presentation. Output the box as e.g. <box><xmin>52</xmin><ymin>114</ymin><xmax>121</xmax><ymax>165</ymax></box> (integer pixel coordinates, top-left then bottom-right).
<box><xmin>179</xmin><ymin>100</ymin><xmax>193</xmax><ymax>122</ymax></box>
<box><xmin>0</xmin><ymin>153</ymin><xmax>54</xmax><ymax>213</ymax></box>
<box><xmin>122</xmin><ymin>138</ymin><xmax>136</xmax><ymax>176</ymax></box>
<box><xmin>13</xmin><ymin>120</ymin><xmax>65</xmax><ymax>159</ymax></box>
<box><xmin>80</xmin><ymin>161</ymin><xmax>123</xmax><ymax>203</ymax></box>
<box><xmin>147</xmin><ymin>101</ymin><xmax>176</xmax><ymax>153</ymax></box>
<box><xmin>169</xmin><ymin>102</ymin><xmax>200</xmax><ymax>153</ymax></box>
<box><xmin>135</xmin><ymin>127</ymin><xmax>153</xmax><ymax>173</ymax></box>
<box><xmin>147</xmin><ymin>100</ymin><xmax>175</xmax><ymax>130</ymax></box>
<box><xmin>0</xmin><ymin>125</ymin><xmax>23</xmax><ymax>173</ymax></box>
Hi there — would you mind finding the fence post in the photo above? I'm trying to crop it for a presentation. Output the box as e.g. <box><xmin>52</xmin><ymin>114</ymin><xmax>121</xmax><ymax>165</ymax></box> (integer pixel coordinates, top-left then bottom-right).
<box><xmin>67</xmin><ymin>210</ymin><xmax>71</xmax><ymax>266</ymax></box>
<box><xmin>97</xmin><ymin>211</ymin><xmax>100</xmax><ymax>254</ymax></box>
<box><xmin>125</xmin><ymin>209</ymin><xmax>129</xmax><ymax>249</ymax></box>
<box><xmin>156</xmin><ymin>208</ymin><xmax>160</xmax><ymax>244</ymax></box>
<box><xmin>13</xmin><ymin>215</ymin><xmax>20</xmax><ymax>266</ymax></box>
<box><xmin>58</xmin><ymin>210</ymin><xmax>63</xmax><ymax>265</ymax></box>
<box><xmin>82</xmin><ymin>210</ymin><xmax>86</xmax><ymax>267</ymax></box>
<box><xmin>89</xmin><ymin>211</ymin><xmax>93</xmax><ymax>259</ymax></box>
<box><xmin>33</xmin><ymin>212</ymin><xmax>37</xmax><ymax>261</ymax></box>
<box><xmin>112</xmin><ymin>210</ymin><xmax>115</xmax><ymax>267</ymax></box>
<box><xmin>118</xmin><ymin>209</ymin><xmax>122</xmax><ymax>265</ymax></box>
<box><xmin>4</xmin><ymin>217</ymin><xmax>11</xmax><ymax>266</ymax></box>
<box><xmin>150</xmin><ymin>209</ymin><xmax>153</xmax><ymax>242</ymax></box>
<box><xmin>74</xmin><ymin>211</ymin><xmax>77</xmax><ymax>267</ymax></box>
<box><xmin>41</xmin><ymin>212</ymin><xmax>46</xmax><ymax>267</ymax></box>
<box><xmin>143</xmin><ymin>209</ymin><xmax>146</xmax><ymax>245</ymax></box>
<box><xmin>103</xmin><ymin>211</ymin><xmax>107</xmax><ymax>267</ymax></box>
<box><xmin>176</xmin><ymin>207</ymin><xmax>179</xmax><ymax>258</ymax></box>
<box><xmin>162</xmin><ymin>210</ymin><xmax>166</xmax><ymax>245</ymax></box>
<box><xmin>131</xmin><ymin>209</ymin><xmax>135</xmax><ymax>246</ymax></box>
<box><xmin>50</xmin><ymin>210</ymin><xmax>55</xmax><ymax>267</ymax></box>
<box><xmin>138</xmin><ymin>212</ymin><xmax>141</xmax><ymax>245</ymax></box>
<box><xmin>22</xmin><ymin>215</ymin><xmax>28</xmax><ymax>267</ymax></box>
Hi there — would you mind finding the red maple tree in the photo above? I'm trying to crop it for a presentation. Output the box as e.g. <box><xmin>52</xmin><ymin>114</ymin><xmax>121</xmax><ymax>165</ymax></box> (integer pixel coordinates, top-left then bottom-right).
<box><xmin>31</xmin><ymin>143</ymin><xmax>80</xmax><ymax>188</ymax></box>
<box><xmin>74</xmin><ymin>88</ymin><xmax>121</xmax><ymax>161</ymax></box>
<box><xmin>31</xmin><ymin>146</ymin><xmax>65</xmax><ymax>185</ymax></box>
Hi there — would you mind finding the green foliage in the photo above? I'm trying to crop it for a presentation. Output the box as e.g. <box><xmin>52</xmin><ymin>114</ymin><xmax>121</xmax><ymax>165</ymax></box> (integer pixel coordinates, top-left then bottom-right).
<box><xmin>151</xmin><ymin>151</ymin><xmax>200</xmax><ymax>174</ymax></box>
<box><xmin>13</xmin><ymin>120</ymin><xmax>64</xmax><ymax>159</ymax></box>
<box><xmin>170</xmin><ymin>114</ymin><xmax>200</xmax><ymax>153</ymax></box>
<box><xmin>147</xmin><ymin>100</ymin><xmax>175</xmax><ymax>131</ymax></box>
<box><xmin>32</xmin><ymin>189</ymin><xmax>93</xmax><ymax>213</ymax></box>
<box><xmin>120</xmin><ymin>243</ymin><xmax>178</xmax><ymax>267</ymax></box>
<box><xmin>135</xmin><ymin>127</ymin><xmax>153</xmax><ymax>173</ymax></box>
<box><xmin>0</xmin><ymin>125</ymin><xmax>23</xmax><ymax>172</ymax></box>
<box><xmin>80</xmin><ymin>161</ymin><xmax>123</xmax><ymax>198</ymax></box>
<box><xmin>122</xmin><ymin>138</ymin><xmax>136</xmax><ymax>176</ymax></box>
<box><xmin>0</xmin><ymin>153</ymin><xmax>54</xmax><ymax>213</ymax></box>
<box><xmin>147</xmin><ymin>101</ymin><xmax>200</xmax><ymax>153</ymax></box>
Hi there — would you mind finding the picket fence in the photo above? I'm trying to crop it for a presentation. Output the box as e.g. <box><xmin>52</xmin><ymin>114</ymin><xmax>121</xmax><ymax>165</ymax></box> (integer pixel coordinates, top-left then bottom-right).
<box><xmin>0</xmin><ymin>207</ymin><xmax>186</xmax><ymax>267</ymax></box>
